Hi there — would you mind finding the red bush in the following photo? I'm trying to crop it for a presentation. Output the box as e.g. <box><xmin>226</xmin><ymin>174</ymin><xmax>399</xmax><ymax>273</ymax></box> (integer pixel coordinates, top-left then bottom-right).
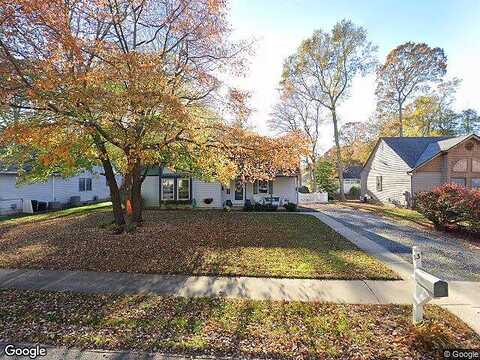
<box><xmin>415</xmin><ymin>184</ymin><xmax>480</xmax><ymax>232</ymax></box>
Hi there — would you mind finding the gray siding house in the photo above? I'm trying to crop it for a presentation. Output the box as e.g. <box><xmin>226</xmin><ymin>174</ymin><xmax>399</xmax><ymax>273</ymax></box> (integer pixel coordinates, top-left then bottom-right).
<box><xmin>361</xmin><ymin>134</ymin><xmax>480</xmax><ymax>207</ymax></box>
<box><xmin>0</xmin><ymin>165</ymin><xmax>115</xmax><ymax>215</ymax></box>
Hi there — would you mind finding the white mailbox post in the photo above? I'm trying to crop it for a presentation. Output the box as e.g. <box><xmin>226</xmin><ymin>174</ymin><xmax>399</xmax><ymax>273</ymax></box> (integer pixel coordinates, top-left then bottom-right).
<box><xmin>412</xmin><ymin>246</ymin><xmax>449</xmax><ymax>324</ymax></box>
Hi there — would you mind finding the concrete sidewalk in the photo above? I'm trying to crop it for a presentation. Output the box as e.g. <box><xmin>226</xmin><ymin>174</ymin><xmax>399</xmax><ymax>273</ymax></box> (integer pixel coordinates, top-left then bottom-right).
<box><xmin>0</xmin><ymin>268</ymin><xmax>412</xmax><ymax>304</ymax></box>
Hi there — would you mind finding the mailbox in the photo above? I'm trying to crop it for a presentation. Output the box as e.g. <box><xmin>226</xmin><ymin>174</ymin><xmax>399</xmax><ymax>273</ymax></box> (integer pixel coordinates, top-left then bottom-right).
<box><xmin>415</xmin><ymin>268</ymin><xmax>448</xmax><ymax>298</ymax></box>
<box><xmin>412</xmin><ymin>246</ymin><xmax>449</xmax><ymax>324</ymax></box>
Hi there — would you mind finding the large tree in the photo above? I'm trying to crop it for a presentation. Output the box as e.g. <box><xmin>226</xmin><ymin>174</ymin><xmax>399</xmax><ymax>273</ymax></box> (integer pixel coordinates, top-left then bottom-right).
<box><xmin>0</xmin><ymin>0</ymin><xmax>305</xmax><ymax>228</ymax></box>
<box><xmin>280</xmin><ymin>19</ymin><xmax>377</xmax><ymax>200</ymax></box>
<box><xmin>269</xmin><ymin>90</ymin><xmax>323</xmax><ymax>191</ymax></box>
<box><xmin>376</xmin><ymin>42</ymin><xmax>447</xmax><ymax>137</ymax></box>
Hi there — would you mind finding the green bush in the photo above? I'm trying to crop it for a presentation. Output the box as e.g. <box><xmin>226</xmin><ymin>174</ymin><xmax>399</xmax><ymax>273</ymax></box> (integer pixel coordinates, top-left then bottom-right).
<box><xmin>253</xmin><ymin>202</ymin><xmax>277</xmax><ymax>212</ymax></box>
<box><xmin>315</xmin><ymin>160</ymin><xmax>339</xmax><ymax>199</ymax></box>
<box><xmin>243</xmin><ymin>199</ymin><xmax>254</xmax><ymax>212</ymax></box>
<box><xmin>348</xmin><ymin>186</ymin><xmax>361</xmax><ymax>198</ymax></box>
<box><xmin>284</xmin><ymin>202</ymin><xmax>297</xmax><ymax>212</ymax></box>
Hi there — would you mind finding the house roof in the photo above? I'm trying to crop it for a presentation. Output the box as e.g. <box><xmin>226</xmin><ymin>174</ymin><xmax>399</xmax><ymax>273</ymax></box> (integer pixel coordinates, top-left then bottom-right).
<box><xmin>382</xmin><ymin>136</ymin><xmax>452</xmax><ymax>168</ymax></box>
<box><xmin>378</xmin><ymin>133</ymin><xmax>479</xmax><ymax>170</ymax></box>
<box><xmin>343</xmin><ymin>165</ymin><xmax>363</xmax><ymax>179</ymax></box>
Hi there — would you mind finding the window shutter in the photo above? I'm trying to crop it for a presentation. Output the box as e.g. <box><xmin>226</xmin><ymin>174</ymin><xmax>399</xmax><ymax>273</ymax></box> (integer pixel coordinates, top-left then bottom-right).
<box><xmin>268</xmin><ymin>180</ymin><xmax>273</xmax><ymax>194</ymax></box>
<box><xmin>253</xmin><ymin>181</ymin><xmax>258</xmax><ymax>194</ymax></box>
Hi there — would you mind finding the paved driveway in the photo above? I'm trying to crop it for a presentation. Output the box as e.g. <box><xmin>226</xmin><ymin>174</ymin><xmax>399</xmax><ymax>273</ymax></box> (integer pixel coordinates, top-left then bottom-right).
<box><xmin>311</xmin><ymin>205</ymin><xmax>480</xmax><ymax>282</ymax></box>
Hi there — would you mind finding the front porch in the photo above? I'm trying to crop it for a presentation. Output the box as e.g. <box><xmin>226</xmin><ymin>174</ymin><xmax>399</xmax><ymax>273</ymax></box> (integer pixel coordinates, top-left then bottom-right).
<box><xmin>222</xmin><ymin>176</ymin><xmax>299</xmax><ymax>207</ymax></box>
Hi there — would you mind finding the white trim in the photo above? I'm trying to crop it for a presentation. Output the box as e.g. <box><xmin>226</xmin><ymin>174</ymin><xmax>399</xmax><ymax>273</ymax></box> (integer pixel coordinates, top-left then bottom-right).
<box><xmin>177</xmin><ymin>178</ymin><xmax>190</xmax><ymax>200</ymax></box>
<box><xmin>161</xmin><ymin>178</ymin><xmax>174</xmax><ymax>200</ymax></box>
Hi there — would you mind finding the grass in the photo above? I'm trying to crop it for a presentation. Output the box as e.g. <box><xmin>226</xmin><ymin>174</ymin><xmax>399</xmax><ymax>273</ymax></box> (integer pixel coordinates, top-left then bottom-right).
<box><xmin>0</xmin><ymin>289</ymin><xmax>479</xmax><ymax>359</ymax></box>
<box><xmin>0</xmin><ymin>209</ymin><xmax>399</xmax><ymax>280</ymax></box>
<box><xmin>0</xmin><ymin>202</ymin><xmax>112</xmax><ymax>225</ymax></box>
<box><xmin>340</xmin><ymin>202</ymin><xmax>432</xmax><ymax>228</ymax></box>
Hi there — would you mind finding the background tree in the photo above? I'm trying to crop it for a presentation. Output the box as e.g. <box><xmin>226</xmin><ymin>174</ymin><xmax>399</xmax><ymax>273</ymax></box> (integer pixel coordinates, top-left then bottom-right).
<box><xmin>339</xmin><ymin>121</ymin><xmax>377</xmax><ymax>165</ymax></box>
<box><xmin>315</xmin><ymin>160</ymin><xmax>338</xmax><ymax>199</ymax></box>
<box><xmin>456</xmin><ymin>109</ymin><xmax>480</xmax><ymax>135</ymax></box>
<box><xmin>376</xmin><ymin>42</ymin><xmax>447</xmax><ymax>137</ymax></box>
<box><xmin>280</xmin><ymin>19</ymin><xmax>377</xmax><ymax>201</ymax></box>
<box><xmin>269</xmin><ymin>90</ymin><xmax>323</xmax><ymax>191</ymax></box>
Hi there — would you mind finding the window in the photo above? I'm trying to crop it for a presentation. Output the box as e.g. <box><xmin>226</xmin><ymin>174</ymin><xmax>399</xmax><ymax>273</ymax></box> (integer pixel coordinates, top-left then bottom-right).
<box><xmin>258</xmin><ymin>180</ymin><xmax>269</xmax><ymax>194</ymax></box>
<box><xmin>473</xmin><ymin>160</ymin><xmax>480</xmax><ymax>173</ymax></box>
<box><xmin>452</xmin><ymin>159</ymin><xmax>468</xmax><ymax>172</ymax></box>
<box><xmin>472</xmin><ymin>178</ymin><xmax>480</xmax><ymax>189</ymax></box>
<box><xmin>376</xmin><ymin>176</ymin><xmax>382</xmax><ymax>191</ymax></box>
<box><xmin>79</xmin><ymin>178</ymin><xmax>92</xmax><ymax>192</ymax></box>
<box><xmin>161</xmin><ymin>179</ymin><xmax>174</xmax><ymax>200</ymax></box>
<box><xmin>451</xmin><ymin>178</ymin><xmax>466</xmax><ymax>187</ymax></box>
<box><xmin>177</xmin><ymin>178</ymin><xmax>190</xmax><ymax>200</ymax></box>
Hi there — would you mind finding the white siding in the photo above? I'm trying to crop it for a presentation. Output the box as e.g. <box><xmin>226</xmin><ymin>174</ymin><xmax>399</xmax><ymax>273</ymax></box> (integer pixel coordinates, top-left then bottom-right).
<box><xmin>192</xmin><ymin>180</ymin><xmax>222</xmax><ymax>208</ymax></box>
<box><xmin>0</xmin><ymin>167</ymin><xmax>113</xmax><ymax>207</ymax></box>
<box><xmin>142</xmin><ymin>176</ymin><xmax>159</xmax><ymax>207</ymax></box>
<box><xmin>412</xmin><ymin>172</ymin><xmax>442</xmax><ymax>193</ymax></box>
<box><xmin>361</xmin><ymin>140</ymin><xmax>412</xmax><ymax>206</ymax></box>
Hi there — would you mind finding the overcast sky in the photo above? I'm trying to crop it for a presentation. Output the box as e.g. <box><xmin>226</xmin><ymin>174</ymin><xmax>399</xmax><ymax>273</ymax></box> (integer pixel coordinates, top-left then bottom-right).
<box><xmin>227</xmin><ymin>0</ymin><xmax>480</xmax><ymax>153</ymax></box>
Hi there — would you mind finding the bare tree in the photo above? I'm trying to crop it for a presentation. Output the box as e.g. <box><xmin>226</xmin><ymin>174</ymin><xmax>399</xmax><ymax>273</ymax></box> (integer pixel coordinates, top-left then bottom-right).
<box><xmin>280</xmin><ymin>20</ymin><xmax>377</xmax><ymax>200</ymax></box>
<box><xmin>269</xmin><ymin>91</ymin><xmax>323</xmax><ymax>191</ymax></box>
<box><xmin>376</xmin><ymin>42</ymin><xmax>447</xmax><ymax>137</ymax></box>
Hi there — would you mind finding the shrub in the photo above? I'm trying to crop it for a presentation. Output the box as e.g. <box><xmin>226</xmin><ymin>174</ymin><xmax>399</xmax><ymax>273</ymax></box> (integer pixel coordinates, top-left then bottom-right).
<box><xmin>243</xmin><ymin>199</ymin><xmax>254</xmax><ymax>211</ymax></box>
<box><xmin>315</xmin><ymin>160</ymin><xmax>339</xmax><ymax>199</ymax></box>
<box><xmin>284</xmin><ymin>202</ymin><xmax>297</xmax><ymax>212</ymax></box>
<box><xmin>415</xmin><ymin>184</ymin><xmax>480</xmax><ymax>232</ymax></box>
<box><xmin>348</xmin><ymin>186</ymin><xmax>361</xmax><ymax>198</ymax></box>
<box><xmin>253</xmin><ymin>202</ymin><xmax>277</xmax><ymax>212</ymax></box>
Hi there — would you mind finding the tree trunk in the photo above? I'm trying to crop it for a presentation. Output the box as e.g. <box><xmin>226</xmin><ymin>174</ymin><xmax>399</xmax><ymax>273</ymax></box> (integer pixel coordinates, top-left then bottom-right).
<box><xmin>92</xmin><ymin>134</ymin><xmax>125</xmax><ymax>227</ymax></box>
<box><xmin>308</xmin><ymin>155</ymin><xmax>317</xmax><ymax>192</ymax></box>
<box><xmin>332</xmin><ymin>107</ymin><xmax>346</xmax><ymax>201</ymax></box>
<box><xmin>101</xmin><ymin>158</ymin><xmax>125</xmax><ymax>227</ymax></box>
<box><xmin>123</xmin><ymin>159</ymin><xmax>144</xmax><ymax>226</ymax></box>
<box><xmin>399</xmin><ymin>101</ymin><xmax>404</xmax><ymax>137</ymax></box>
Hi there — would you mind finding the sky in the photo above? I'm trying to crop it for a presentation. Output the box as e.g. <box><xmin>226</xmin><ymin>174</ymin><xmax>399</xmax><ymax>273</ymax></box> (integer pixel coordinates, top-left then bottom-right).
<box><xmin>227</xmin><ymin>0</ymin><xmax>480</xmax><ymax>153</ymax></box>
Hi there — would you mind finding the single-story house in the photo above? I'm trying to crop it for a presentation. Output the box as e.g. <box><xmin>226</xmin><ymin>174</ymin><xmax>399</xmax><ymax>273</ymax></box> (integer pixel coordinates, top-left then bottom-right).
<box><xmin>342</xmin><ymin>165</ymin><xmax>362</xmax><ymax>194</ymax></box>
<box><xmin>141</xmin><ymin>167</ymin><xmax>300</xmax><ymax>208</ymax></box>
<box><xmin>0</xmin><ymin>165</ymin><xmax>115</xmax><ymax>215</ymax></box>
<box><xmin>361</xmin><ymin>133</ymin><xmax>480</xmax><ymax>207</ymax></box>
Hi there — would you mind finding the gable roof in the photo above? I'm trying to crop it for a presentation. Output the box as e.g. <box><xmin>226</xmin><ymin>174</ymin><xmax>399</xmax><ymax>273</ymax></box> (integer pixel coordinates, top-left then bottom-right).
<box><xmin>382</xmin><ymin>136</ymin><xmax>452</xmax><ymax>168</ymax></box>
<box><xmin>372</xmin><ymin>133</ymin><xmax>479</xmax><ymax>171</ymax></box>
<box><xmin>343</xmin><ymin>165</ymin><xmax>362</xmax><ymax>179</ymax></box>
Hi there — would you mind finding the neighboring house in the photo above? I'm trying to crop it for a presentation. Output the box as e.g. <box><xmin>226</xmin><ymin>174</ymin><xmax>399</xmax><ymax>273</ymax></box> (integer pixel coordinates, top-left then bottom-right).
<box><xmin>361</xmin><ymin>133</ymin><xmax>480</xmax><ymax>207</ymax></box>
<box><xmin>0</xmin><ymin>165</ymin><xmax>115</xmax><ymax>215</ymax></box>
<box><xmin>342</xmin><ymin>165</ymin><xmax>362</xmax><ymax>194</ymax></box>
<box><xmin>141</xmin><ymin>167</ymin><xmax>300</xmax><ymax>208</ymax></box>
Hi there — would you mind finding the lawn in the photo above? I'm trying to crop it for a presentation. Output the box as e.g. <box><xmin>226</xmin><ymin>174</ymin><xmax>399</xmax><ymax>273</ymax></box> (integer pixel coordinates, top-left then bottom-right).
<box><xmin>0</xmin><ymin>202</ymin><xmax>112</xmax><ymax>225</ymax></box>
<box><xmin>0</xmin><ymin>209</ymin><xmax>398</xmax><ymax>280</ymax></box>
<box><xmin>1</xmin><ymin>289</ymin><xmax>478</xmax><ymax>359</ymax></box>
<box><xmin>341</xmin><ymin>202</ymin><xmax>431</xmax><ymax>228</ymax></box>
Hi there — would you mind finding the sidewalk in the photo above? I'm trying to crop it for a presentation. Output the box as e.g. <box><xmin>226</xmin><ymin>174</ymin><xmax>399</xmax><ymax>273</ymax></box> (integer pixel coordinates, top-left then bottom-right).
<box><xmin>0</xmin><ymin>268</ymin><xmax>412</xmax><ymax>304</ymax></box>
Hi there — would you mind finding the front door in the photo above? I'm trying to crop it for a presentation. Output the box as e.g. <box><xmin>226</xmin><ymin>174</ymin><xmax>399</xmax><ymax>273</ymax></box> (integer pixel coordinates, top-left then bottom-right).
<box><xmin>232</xmin><ymin>179</ymin><xmax>244</xmax><ymax>205</ymax></box>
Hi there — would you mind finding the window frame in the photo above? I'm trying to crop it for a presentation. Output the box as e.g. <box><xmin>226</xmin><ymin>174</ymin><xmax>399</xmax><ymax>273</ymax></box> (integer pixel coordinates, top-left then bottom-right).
<box><xmin>161</xmin><ymin>178</ymin><xmax>175</xmax><ymax>201</ymax></box>
<box><xmin>177</xmin><ymin>178</ymin><xmax>190</xmax><ymax>201</ymax></box>
<box><xmin>451</xmin><ymin>177</ymin><xmax>466</xmax><ymax>187</ymax></box>
<box><xmin>79</xmin><ymin>178</ymin><xmax>85</xmax><ymax>192</ymax></box>
<box><xmin>376</xmin><ymin>176</ymin><xmax>383</xmax><ymax>191</ymax></box>
<box><xmin>86</xmin><ymin>178</ymin><xmax>92</xmax><ymax>191</ymax></box>
<box><xmin>258</xmin><ymin>180</ymin><xmax>269</xmax><ymax>194</ymax></box>
<box><xmin>472</xmin><ymin>178</ymin><xmax>480</xmax><ymax>190</ymax></box>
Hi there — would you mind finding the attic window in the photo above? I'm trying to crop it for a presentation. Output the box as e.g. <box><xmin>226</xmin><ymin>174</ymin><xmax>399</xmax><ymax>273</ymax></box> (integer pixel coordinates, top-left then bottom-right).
<box><xmin>465</xmin><ymin>142</ymin><xmax>474</xmax><ymax>151</ymax></box>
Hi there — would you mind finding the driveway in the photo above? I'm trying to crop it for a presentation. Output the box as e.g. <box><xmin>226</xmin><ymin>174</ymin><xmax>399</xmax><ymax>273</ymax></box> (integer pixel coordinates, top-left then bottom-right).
<box><xmin>309</xmin><ymin>204</ymin><xmax>480</xmax><ymax>282</ymax></box>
